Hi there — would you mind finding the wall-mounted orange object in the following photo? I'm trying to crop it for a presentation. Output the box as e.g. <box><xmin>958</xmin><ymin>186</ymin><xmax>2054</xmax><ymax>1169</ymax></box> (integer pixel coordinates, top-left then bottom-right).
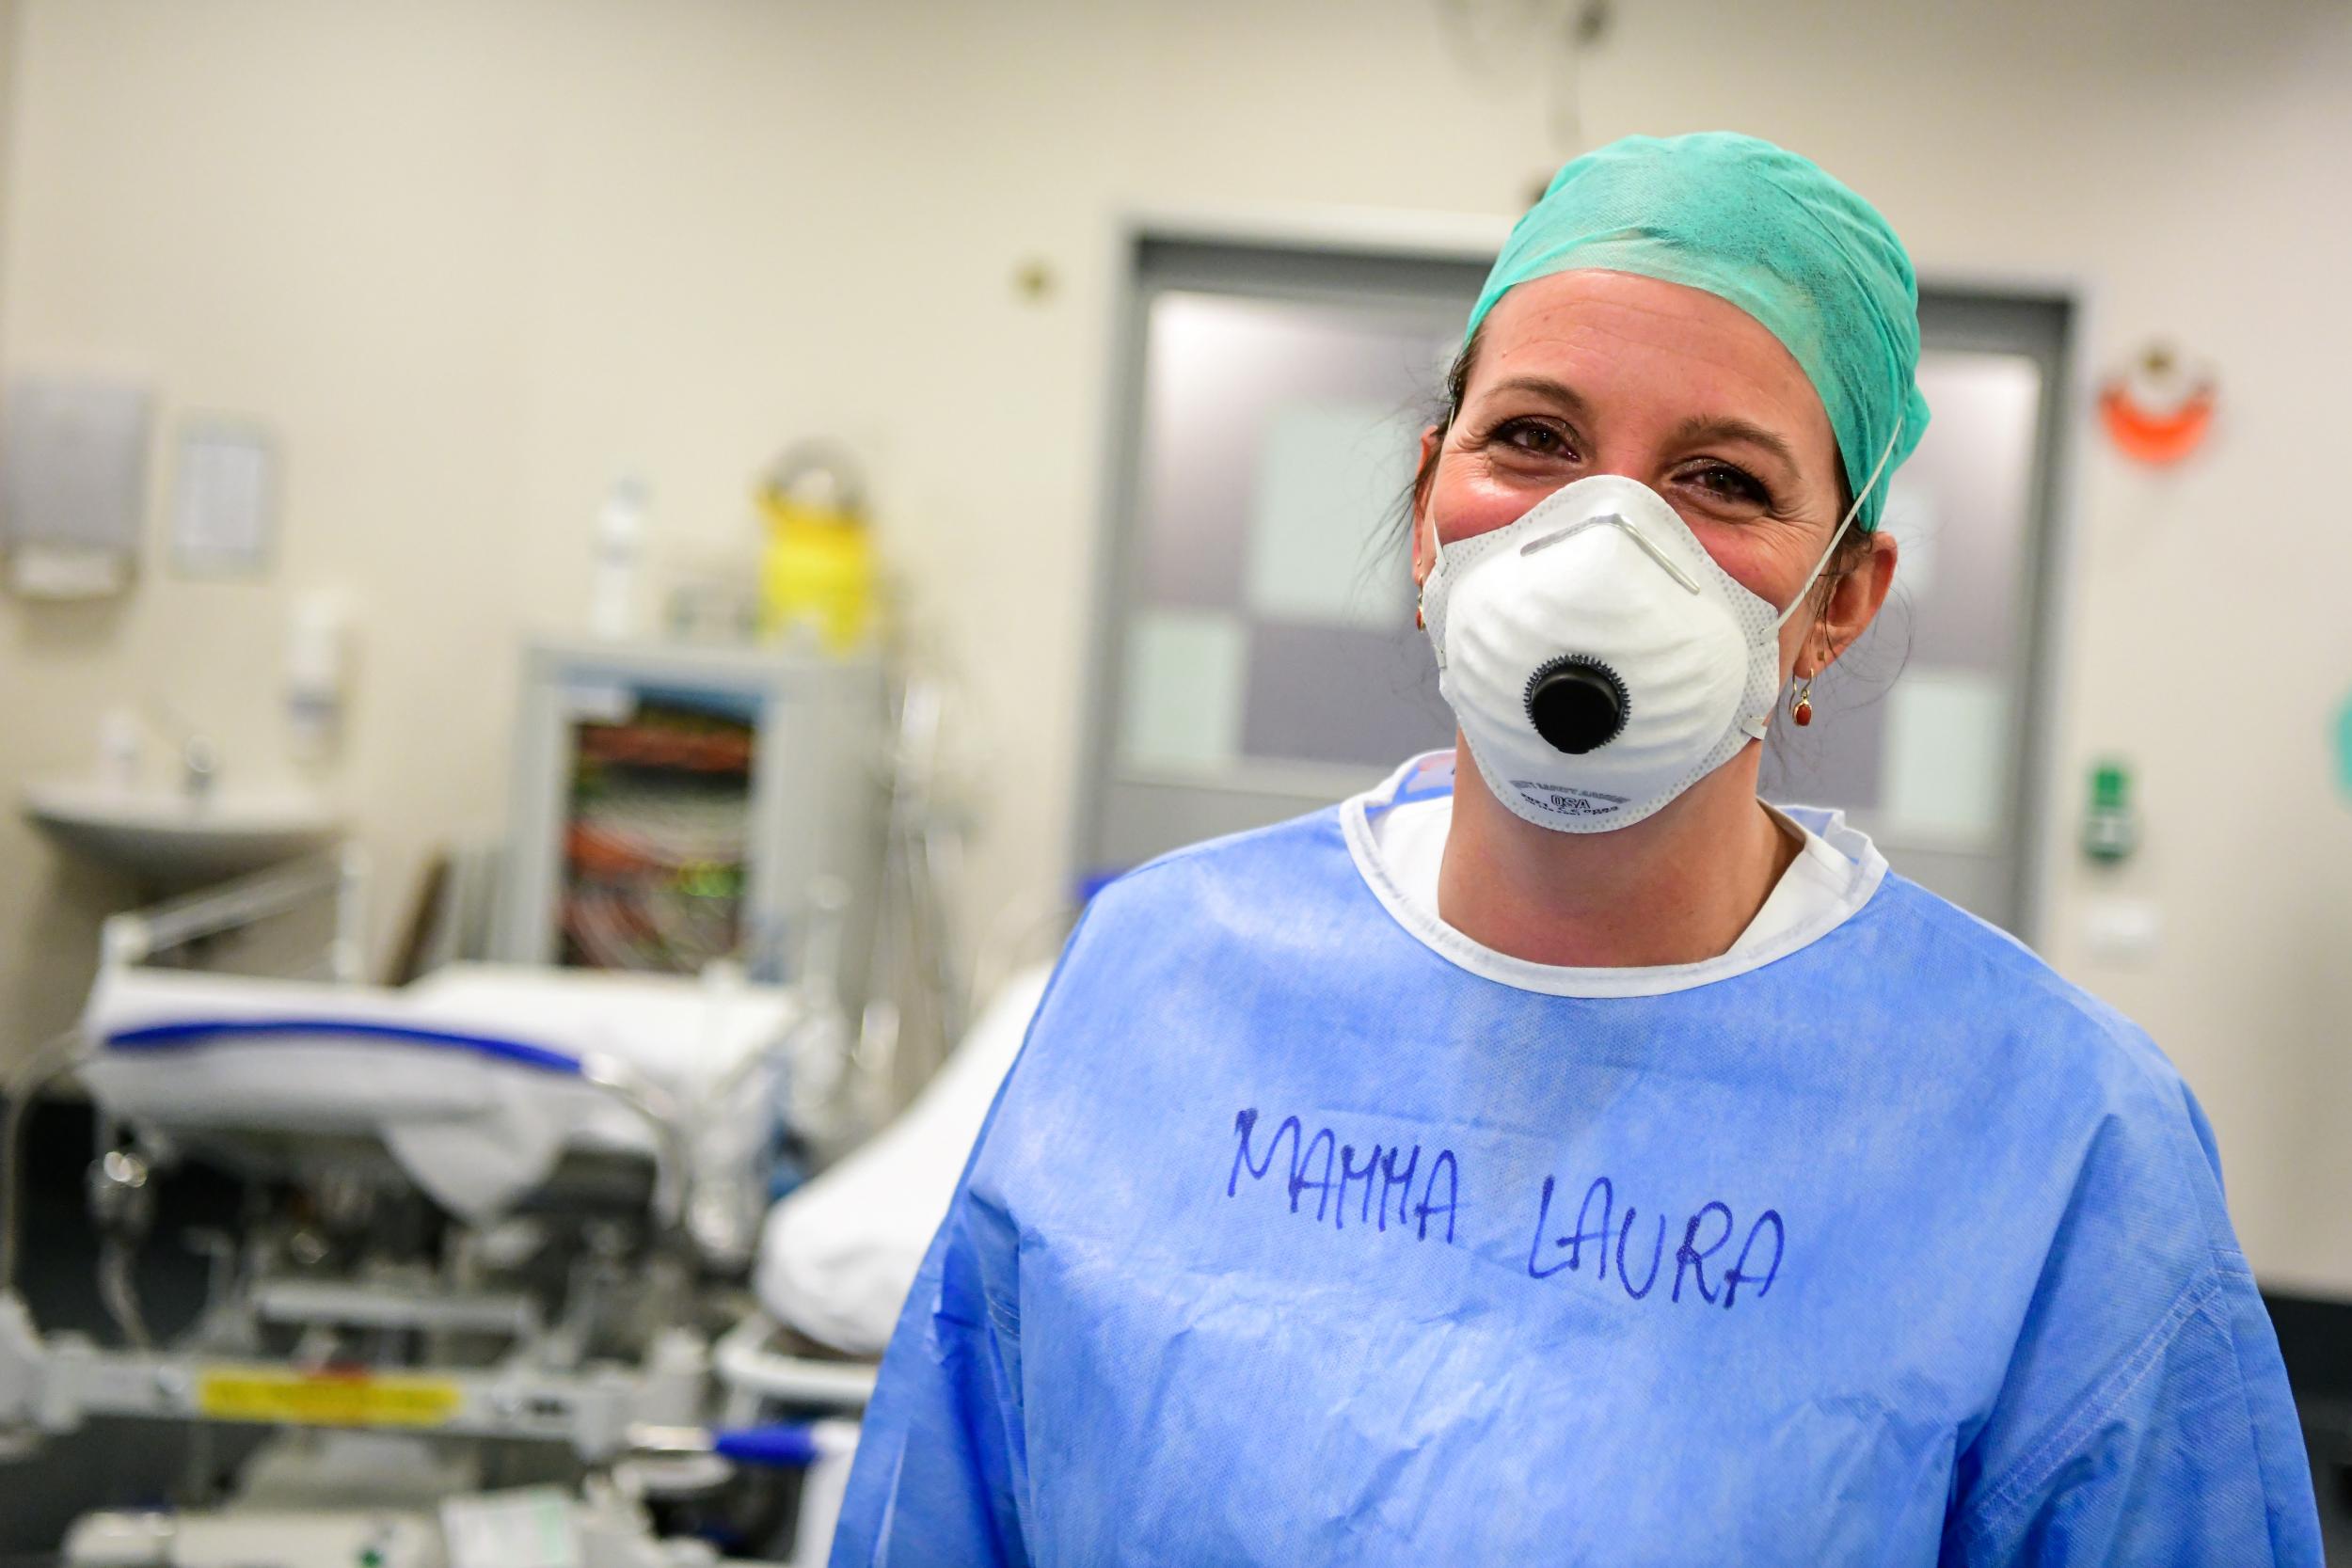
<box><xmin>2099</xmin><ymin>343</ymin><xmax>2215</xmax><ymax>466</ymax></box>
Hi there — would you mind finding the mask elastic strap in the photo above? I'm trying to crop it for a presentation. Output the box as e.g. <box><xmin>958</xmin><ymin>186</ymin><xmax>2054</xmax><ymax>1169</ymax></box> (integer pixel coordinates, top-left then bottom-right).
<box><xmin>1417</xmin><ymin>478</ymin><xmax>1452</xmax><ymax>640</ymax></box>
<box><xmin>1770</xmin><ymin>416</ymin><xmax>1904</xmax><ymax>634</ymax></box>
<box><xmin>1422</xmin><ymin>483</ymin><xmax>1449</xmax><ymax>576</ymax></box>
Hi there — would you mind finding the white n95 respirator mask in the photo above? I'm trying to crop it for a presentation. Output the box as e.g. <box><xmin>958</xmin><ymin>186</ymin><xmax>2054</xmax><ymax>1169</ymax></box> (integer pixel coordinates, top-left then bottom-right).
<box><xmin>1417</xmin><ymin>431</ymin><xmax>1896</xmax><ymax>833</ymax></box>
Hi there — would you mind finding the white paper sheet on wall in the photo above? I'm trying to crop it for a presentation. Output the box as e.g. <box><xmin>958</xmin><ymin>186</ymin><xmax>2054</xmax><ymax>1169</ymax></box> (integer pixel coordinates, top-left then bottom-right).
<box><xmin>1245</xmin><ymin>401</ymin><xmax>1416</xmax><ymax>629</ymax></box>
<box><xmin>1119</xmin><ymin>609</ymin><xmax>1248</xmax><ymax>773</ymax></box>
<box><xmin>171</xmin><ymin>424</ymin><xmax>275</xmax><ymax>576</ymax></box>
<box><xmin>1881</xmin><ymin>668</ymin><xmax>2010</xmax><ymax>846</ymax></box>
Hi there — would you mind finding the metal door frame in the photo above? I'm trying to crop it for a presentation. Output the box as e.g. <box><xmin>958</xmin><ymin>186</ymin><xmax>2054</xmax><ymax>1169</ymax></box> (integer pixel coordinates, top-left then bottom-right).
<box><xmin>1897</xmin><ymin>274</ymin><xmax>2091</xmax><ymax>948</ymax></box>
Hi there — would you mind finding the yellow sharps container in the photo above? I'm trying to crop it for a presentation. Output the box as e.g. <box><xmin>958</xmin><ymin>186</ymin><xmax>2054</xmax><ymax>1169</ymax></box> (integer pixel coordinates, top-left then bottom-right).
<box><xmin>757</xmin><ymin>446</ymin><xmax>877</xmax><ymax>656</ymax></box>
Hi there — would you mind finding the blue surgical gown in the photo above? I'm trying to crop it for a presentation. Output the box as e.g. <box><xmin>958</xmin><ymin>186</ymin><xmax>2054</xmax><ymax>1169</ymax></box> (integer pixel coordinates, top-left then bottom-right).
<box><xmin>831</xmin><ymin>794</ymin><xmax>2321</xmax><ymax>1565</ymax></box>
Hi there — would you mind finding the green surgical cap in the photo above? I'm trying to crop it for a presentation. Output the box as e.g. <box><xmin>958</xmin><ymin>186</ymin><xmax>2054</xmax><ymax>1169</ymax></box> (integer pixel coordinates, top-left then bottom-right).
<box><xmin>1465</xmin><ymin>132</ymin><xmax>1931</xmax><ymax>531</ymax></box>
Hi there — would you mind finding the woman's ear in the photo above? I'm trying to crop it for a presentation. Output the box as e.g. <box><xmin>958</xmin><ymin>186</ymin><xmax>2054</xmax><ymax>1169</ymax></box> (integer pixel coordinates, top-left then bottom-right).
<box><xmin>1412</xmin><ymin>424</ymin><xmax>1444</xmax><ymax>586</ymax></box>
<box><xmin>1819</xmin><ymin>531</ymin><xmax>1899</xmax><ymax>669</ymax></box>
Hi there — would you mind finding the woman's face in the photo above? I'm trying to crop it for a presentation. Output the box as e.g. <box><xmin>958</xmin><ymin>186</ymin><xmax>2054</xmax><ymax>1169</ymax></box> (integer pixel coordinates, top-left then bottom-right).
<box><xmin>1416</xmin><ymin>268</ymin><xmax>1884</xmax><ymax>677</ymax></box>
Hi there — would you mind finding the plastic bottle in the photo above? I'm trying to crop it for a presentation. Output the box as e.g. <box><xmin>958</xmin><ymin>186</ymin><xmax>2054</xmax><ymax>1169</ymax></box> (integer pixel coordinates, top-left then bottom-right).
<box><xmin>287</xmin><ymin>591</ymin><xmax>349</xmax><ymax>761</ymax></box>
<box><xmin>592</xmin><ymin>475</ymin><xmax>650</xmax><ymax>641</ymax></box>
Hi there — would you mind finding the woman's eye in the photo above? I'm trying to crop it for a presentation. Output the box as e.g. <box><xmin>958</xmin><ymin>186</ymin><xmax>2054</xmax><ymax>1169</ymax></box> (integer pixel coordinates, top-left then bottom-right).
<box><xmin>1493</xmin><ymin>418</ymin><xmax>1575</xmax><ymax>459</ymax></box>
<box><xmin>1686</xmin><ymin>463</ymin><xmax>1771</xmax><ymax>509</ymax></box>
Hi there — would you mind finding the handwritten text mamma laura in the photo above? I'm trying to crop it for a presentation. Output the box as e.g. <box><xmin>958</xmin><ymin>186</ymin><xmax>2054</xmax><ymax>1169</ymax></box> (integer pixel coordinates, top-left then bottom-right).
<box><xmin>1227</xmin><ymin>1107</ymin><xmax>1783</xmax><ymax>1310</ymax></box>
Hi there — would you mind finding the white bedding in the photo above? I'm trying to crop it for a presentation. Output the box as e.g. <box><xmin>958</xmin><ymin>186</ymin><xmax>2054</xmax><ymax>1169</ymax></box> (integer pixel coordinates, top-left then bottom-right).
<box><xmin>755</xmin><ymin>963</ymin><xmax>1051</xmax><ymax>1355</ymax></box>
<box><xmin>80</xmin><ymin>962</ymin><xmax>801</xmax><ymax>1230</ymax></box>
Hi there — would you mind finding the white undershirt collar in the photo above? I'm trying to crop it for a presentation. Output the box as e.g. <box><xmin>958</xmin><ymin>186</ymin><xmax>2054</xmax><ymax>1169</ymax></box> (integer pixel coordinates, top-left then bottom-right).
<box><xmin>1341</xmin><ymin>751</ymin><xmax>1888</xmax><ymax>999</ymax></box>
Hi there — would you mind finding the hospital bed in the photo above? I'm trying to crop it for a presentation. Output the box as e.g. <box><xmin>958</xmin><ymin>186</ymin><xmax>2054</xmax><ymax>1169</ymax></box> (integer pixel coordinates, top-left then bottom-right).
<box><xmin>0</xmin><ymin>842</ymin><xmax>1049</xmax><ymax>1565</ymax></box>
<box><xmin>0</xmin><ymin>851</ymin><xmax>896</xmax><ymax>1567</ymax></box>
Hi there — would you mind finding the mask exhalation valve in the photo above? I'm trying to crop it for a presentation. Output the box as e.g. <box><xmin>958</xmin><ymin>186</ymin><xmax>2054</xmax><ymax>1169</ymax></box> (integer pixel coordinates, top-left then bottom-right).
<box><xmin>1525</xmin><ymin>655</ymin><xmax>1629</xmax><ymax>755</ymax></box>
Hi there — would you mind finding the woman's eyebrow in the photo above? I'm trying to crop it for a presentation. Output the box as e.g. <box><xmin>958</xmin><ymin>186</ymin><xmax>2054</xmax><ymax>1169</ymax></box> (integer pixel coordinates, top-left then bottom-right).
<box><xmin>1667</xmin><ymin>413</ymin><xmax>1798</xmax><ymax>474</ymax></box>
<box><xmin>1479</xmin><ymin>375</ymin><xmax>1593</xmax><ymax>420</ymax></box>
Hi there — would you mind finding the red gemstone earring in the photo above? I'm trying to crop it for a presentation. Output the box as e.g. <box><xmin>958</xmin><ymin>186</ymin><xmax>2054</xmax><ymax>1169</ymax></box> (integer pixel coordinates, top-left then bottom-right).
<box><xmin>1789</xmin><ymin>671</ymin><xmax>1815</xmax><ymax>727</ymax></box>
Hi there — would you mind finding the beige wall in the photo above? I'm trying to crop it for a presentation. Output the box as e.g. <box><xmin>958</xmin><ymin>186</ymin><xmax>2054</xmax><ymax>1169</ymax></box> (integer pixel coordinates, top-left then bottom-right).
<box><xmin>0</xmin><ymin>0</ymin><xmax>2347</xmax><ymax>1288</ymax></box>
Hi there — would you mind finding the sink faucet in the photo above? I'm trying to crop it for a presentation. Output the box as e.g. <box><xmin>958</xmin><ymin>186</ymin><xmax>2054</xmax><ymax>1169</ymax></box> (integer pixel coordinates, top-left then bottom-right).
<box><xmin>145</xmin><ymin>700</ymin><xmax>218</xmax><ymax>802</ymax></box>
<box><xmin>180</xmin><ymin>735</ymin><xmax>217</xmax><ymax>801</ymax></box>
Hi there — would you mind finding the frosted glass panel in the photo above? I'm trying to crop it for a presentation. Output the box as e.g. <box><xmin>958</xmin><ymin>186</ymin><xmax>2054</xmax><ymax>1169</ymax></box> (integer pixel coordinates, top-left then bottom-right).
<box><xmin>1241</xmin><ymin>622</ymin><xmax>1451</xmax><ymax>770</ymax></box>
<box><xmin>1248</xmin><ymin>401</ymin><xmax>1422</xmax><ymax>629</ymax></box>
<box><xmin>1882</xmin><ymin>668</ymin><xmax>2010</xmax><ymax>847</ymax></box>
<box><xmin>1118</xmin><ymin>609</ymin><xmax>1248</xmax><ymax>773</ymax></box>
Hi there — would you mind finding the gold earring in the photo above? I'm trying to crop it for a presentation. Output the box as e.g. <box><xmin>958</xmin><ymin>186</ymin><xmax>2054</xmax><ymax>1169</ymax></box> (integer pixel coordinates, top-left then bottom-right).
<box><xmin>1789</xmin><ymin>670</ymin><xmax>1815</xmax><ymax>727</ymax></box>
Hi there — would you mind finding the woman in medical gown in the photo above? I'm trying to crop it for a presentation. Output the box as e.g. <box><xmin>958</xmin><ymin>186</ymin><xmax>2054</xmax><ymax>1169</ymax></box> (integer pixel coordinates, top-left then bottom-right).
<box><xmin>831</xmin><ymin>134</ymin><xmax>2322</xmax><ymax>1565</ymax></box>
